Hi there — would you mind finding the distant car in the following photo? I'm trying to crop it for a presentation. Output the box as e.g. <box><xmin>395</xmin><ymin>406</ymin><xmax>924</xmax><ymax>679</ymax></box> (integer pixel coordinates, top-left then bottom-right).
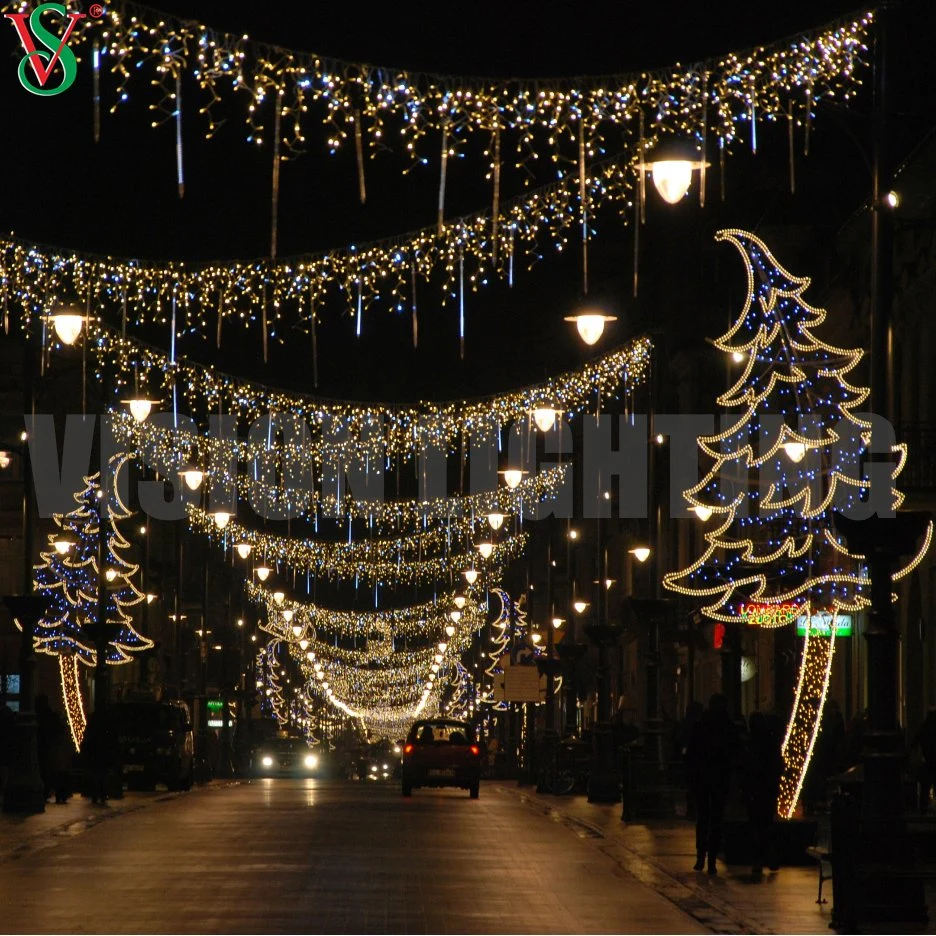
<box><xmin>253</xmin><ymin>736</ymin><xmax>323</xmax><ymax>777</ymax></box>
<box><xmin>110</xmin><ymin>699</ymin><xmax>194</xmax><ymax>792</ymax></box>
<box><xmin>401</xmin><ymin>719</ymin><xmax>482</xmax><ymax>798</ymax></box>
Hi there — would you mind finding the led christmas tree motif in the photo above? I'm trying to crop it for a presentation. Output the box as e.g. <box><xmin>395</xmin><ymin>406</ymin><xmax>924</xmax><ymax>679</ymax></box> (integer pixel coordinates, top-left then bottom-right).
<box><xmin>663</xmin><ymin>229</ymin><xmax>931</xmax><ymax>817</ymax></box>
<box><xmin>31</xmin><ymin>458</ymin><xmax>150</xmax><ymax>744</ymax></box>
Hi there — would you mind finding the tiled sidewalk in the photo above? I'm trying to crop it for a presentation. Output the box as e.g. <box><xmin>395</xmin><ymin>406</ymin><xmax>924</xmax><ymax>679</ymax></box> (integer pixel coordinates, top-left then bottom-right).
<box><xmin>498</xmin><ymin>784</ymin><xmax>847</xmax><ymax>935</ymax></box>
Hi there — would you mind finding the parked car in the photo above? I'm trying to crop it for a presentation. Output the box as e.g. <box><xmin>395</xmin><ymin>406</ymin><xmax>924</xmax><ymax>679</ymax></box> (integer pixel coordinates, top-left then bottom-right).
<box><xmin>252</xmin><ymin>735</ymin><xmax>324</xmax><ymax>777</ymax></box>
<box><xmin>401</xmin><ymin>718</ymin><xmax>482</xmax><ymax>798</ymax></box>
<box><xmin>110</xmin><ymin>699</ymin><xmax>194</xmax><ymax>791</ymax></box>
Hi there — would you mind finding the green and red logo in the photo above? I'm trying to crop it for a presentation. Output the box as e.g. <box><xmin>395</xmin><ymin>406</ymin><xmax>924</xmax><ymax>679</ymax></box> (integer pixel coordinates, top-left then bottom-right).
<box><xmin>5</xmin><ymin>2</ymin><xmax>102</xmax><ymax>96</ymax></box>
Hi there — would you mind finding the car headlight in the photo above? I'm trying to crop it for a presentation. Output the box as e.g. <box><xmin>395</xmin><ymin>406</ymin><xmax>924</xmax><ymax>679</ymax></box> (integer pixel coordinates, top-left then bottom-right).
<box><xmin>304</xmin><ymin>754</ymin><xmax>318</xmax><ymax>769</ymax></box>
<box><xmin>261</xmin><ymin>755</ymin><xmax>273</xmax><ymax>767</ymax></box>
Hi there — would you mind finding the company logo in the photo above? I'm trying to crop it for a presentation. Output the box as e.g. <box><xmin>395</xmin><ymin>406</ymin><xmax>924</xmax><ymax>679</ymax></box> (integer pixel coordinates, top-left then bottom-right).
<box><xmin>5</xmin><ymin>3</ymin><xmax>102</xmax><ymax>96</ymax></box>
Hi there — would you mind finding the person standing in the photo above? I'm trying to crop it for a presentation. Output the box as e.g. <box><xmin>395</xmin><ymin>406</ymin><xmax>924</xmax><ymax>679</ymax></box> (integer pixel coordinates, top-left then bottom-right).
<box><xmin>686</xmin><ymin>693</ymin><xmax>739</xmax><ymax>874</ymax></box>
<box><xmin>744</xmin><ymin>711</ymin><xmax>784</xmax><ymax>875</ymax></box>
<box><xmin>35</xmin><ymin>694</ymin><xmax>73</xmax><ymax>804</ymax></box>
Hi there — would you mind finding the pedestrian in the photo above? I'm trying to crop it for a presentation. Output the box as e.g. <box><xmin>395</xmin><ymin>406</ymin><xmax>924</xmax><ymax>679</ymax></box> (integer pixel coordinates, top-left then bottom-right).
<box><xmin>0</xmin><ymin>695</ymin><xmax>15</xmax><ymax>793</ymax></box>
<box><xmin>912</xmin><ymin>706</ymin><xmax>936</xmax><ymax>812</ymax></box>
<box><xmin>35</xmin><ymin>694</ymin><xmax>73</xmax><ymax>803</ymax></box>
<box><xmin>81</xmin><ymin>707</ymin><xmax>122</xmax><ymax>804</ymax></box>
<box><xmin>686</xmin><ymin>693</ymin><xmax>739</xmax><ymax>875</ymax></box>
<box><xmin>744</xmin><ymin>711</ymin><xmax>784</xmax><ymax>875</ymax></box>
<box><xmin>673</xmin><ymin>700</ymin><xmax>704</xmax><ymax>819</ymax></box>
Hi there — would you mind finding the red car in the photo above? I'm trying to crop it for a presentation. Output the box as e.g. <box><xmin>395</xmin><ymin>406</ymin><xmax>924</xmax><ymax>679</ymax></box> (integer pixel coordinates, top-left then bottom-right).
<box><xmin>401</xmin><ymin>718</ymin><xmax>482</xmax><ymax>798</ymax></box>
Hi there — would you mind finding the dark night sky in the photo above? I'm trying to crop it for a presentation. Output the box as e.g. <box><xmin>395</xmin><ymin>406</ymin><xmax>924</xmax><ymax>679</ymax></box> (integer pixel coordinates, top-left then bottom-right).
<box><xmin>3</xmin><ymin>0</ymin><xmax>934</xmax><ymax>404</ymax></box>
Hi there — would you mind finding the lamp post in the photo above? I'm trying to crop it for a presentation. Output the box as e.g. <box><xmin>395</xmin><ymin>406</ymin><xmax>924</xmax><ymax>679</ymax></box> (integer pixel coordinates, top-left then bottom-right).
<box><xmin>832</xmin><ymin>509</ymin><xmax>930</xmax><ymax>923</ymax></box>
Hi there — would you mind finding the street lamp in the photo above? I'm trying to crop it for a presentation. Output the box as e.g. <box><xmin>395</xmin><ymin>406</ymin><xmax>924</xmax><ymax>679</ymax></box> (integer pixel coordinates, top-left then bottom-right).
<box><xmin>234</xmin><ymin>542</ymin><xmax>252</xmax><ymax>559</ymax></box>
<box><xmin>499</xmin><ymin>469</ymin><xmax>526</xmax><ymax>490</ymax></box>
<box><xmin>179</xmin><ymin>463</ymin><xmax>204</xmax><ymax>491</ymax></box>
<box><xmin>486</xmin><ymin>512</ymin><xmax>506</xmax><ymax>531</ymax></box>
<box><xmin>531</xmin><ymin>407</ymin><xmax>559</xmax><ymax>433</ymax></box>
<box><xmin>46</xmin><ymin>303</ymin><xmax>85</xmax><ymax>346</ymax></box>
<box><xmin>642</xmin><ymin>137</ymin><xmax>708</xmax><ymax>204</ymax></box>
<box><xmin>564</xmin><ymin>311</ymin><xmax>617</xmax><ymax>346</ymax></box>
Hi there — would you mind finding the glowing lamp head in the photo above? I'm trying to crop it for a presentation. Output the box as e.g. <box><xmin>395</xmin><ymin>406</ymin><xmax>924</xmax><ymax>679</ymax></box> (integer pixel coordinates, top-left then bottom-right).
<box><xmin>650</xmin><ymin>160</ymin><xmax>694</xmax><ymax>203</ymax></box>
<box><xmin>0</xmin><ymin>451</ymin><xmax>10</xmax><ymax>470</ymax></box>
<box><xmin>463</xmin><ymin>568</ymin><xmax>478</xmax><ymax>585</ymax></box>
<box><xmin>731</xmin><ymin>350</ymin><xmax>745</xmax><ymax>363</ymax></box>
<box><xmin>449</xmin><ymin>609</ymin><xmax>462</xmax><ymax>623</ymax></box>
<box><xmin>211</xmin><ymin>510</ymin><xmax>231</xmax><ymax>530</ymax></box>
<box><xmin>104</xmin><ymin>568</ymin><xmax>118</xmax><ymax>583</ymax></box>
<box><xmin>573</xmin><ymin>600</ymin><xmax>589</xmax><ymax>615</ymax></box>
<box><xmin>255</xmin><ymin>565</ymin><xmax>271</xmax><ymax>582</ymax></box>
<box><xmin>629</xmin><ymin>546</ymin><xmax>651</xmax><ymax>563</ymax></box>
<box><xmin>783</xmin><ymin>442</ymin><xmax>807</xmax><ymax>463</ymax></box>
<box><xmin>272</xmin><ymin>591</ymin><xmax>285</xmax><ymax>606</ymax></box>
<box><xmin>48</xmin><ymin>306</ymin><xmax>84</xmax><ymax>346</ymax></box>
<box><xmin>530</xmin><ymin>632</ymin><xmax>542</xmax><ymax>645</ymax></box>
<box><xmin>306</xmin><ymin>651</ymin><xmax>315</xmax><ymax>661</ymax></box>
<box><xmin>691</xmin><ymin>505</ymin><xmax>713</xmax><ymax>522</ymax></box>
<box><xmin>476</xmin><ymin>542</ymin><xmax>494</xmax><ymax>560</ymax></box>
<box><xmin>486</xmin><ymin>511</ymin><xmax>505</xmax><ymax>530</ymax></box>
<box><xmin>644</xmin><ymin>137</ymin><xmax>706</xmax><ymax>204</ymax></box>
<box><xmin>235</xmin><ymin>542</ymin><xmax>252</xmax><ymax>559</ymax></box>
<box><xmin>434</xmin><ymin>653</ymin><xmax>444</xmax><ymax>664</ymax></box>
<box><xmin>179</xmin><ymin>465</ymin><xmax>204</xmax><ymax>491</ymax></box>
<box><xmin>552</xmin><ymin>617</ymin><xmax>565</xmax><ymax>629</ymax></box>
<box><xmin>283</xmin><ymin>610</ymin><xmax>295</xmax><ymax>624</ymax></box>
<box><xmin>453</xmin><ymin>595</ymin><xmax>467</xmax><ymax>610</ymax></box>
<box><xmin>52</xmin><ymin>535</ymin><xmax>74</xmax><ymax>555</ymax></box>
<box><xmin>445</xmin><ymin>624</ymin><xmax>456</xmax><ymax>637</ymax></box>
<box><xmin>438</xmin><ymin>641</ymin><xmax>448</xmax><ymax>652</ymax></box>
<box><xmin>532</xmin><ymin>407</ymin><xmax>558</xmax><ymax>433</ymax></box>
<box><xmin>499</xmin><ymin>469</ymin><xmax>525</xmax><ymax>490</ymax></box>
<box><xmin>146</xmin><ymin>593</ymin><xmax>157</xmax><ymax>604</ymax></box>
<box><xmin>123</xmin><ymin>398</ymin><xmax>155</xmax><ymax>423</ymax></box>
<box><xmin>563</xmin><ymin>312</ymin><xmax>617</xmax><ymax>346</ymax></box>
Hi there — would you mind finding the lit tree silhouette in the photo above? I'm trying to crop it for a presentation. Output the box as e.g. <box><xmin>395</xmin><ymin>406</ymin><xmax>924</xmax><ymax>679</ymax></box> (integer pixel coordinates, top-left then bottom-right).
<box><xmin>664</xmin><ymin>229</ymin><xmax>931</xmax><ymax>817</ymax></box>
<box><xmin>31</xmin><ymin>456</ymin><xmax>150</xmax><ymax>746</ymax></box>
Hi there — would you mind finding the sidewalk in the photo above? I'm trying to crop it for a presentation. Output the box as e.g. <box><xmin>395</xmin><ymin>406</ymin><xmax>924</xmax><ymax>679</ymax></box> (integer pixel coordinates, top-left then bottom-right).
<box><xmin>0</xmin><ymin>790</ymin><xmax>174</xmax><ymax>863</ymax></box>
<box><xmin>496</xmin><ymin>784</ymin><xmax>842</xmax><ymax>935</ymax></box>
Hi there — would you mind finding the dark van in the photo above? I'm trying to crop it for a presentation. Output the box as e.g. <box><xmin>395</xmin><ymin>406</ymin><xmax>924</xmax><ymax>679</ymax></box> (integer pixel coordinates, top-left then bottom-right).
<box><xmin>110</xmin><ymin>700</ymin><xmax>194</xmax><ymax>791</ymax></box>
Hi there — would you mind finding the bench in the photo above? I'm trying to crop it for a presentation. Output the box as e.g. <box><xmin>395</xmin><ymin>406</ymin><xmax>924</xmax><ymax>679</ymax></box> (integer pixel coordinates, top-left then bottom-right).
<box><xmin>805</xmin><ymin>845</ymin><xmax>832</xmax><ymax>904</ymax></box>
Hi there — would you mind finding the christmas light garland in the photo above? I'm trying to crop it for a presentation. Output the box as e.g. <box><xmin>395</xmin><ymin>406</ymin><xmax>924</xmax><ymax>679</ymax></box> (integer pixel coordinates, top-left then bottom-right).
<box><xmin>99</xmin><ymin>331</ymin><xmax>649</xmax><ymax>462</ymax></box>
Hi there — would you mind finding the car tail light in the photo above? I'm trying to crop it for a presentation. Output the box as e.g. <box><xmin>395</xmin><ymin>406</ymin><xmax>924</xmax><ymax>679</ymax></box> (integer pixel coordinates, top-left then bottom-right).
<box><xmin>470</xmin><ymin>744</ymin><xmax>480</xmax><ymax>756</ymax></box>
<box><xmin>403</xmin><ymin>743</ymin><xmax>414</xmax><ymax>756</ymax></box>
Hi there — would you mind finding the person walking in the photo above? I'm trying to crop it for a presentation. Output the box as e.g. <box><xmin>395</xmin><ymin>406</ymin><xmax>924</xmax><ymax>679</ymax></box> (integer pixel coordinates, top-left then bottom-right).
<box><xmin>686</xmin><ymin>693</ymin><xmax>739</xmax><ymax>875</ymax></box>
<box><xmin>35</xmin><ymin>694</ymin><xmax>73</xmax><ymax>803</ymax></box>
<box><xmin>744</xmin><ymin>711</ymin><xmax>784</xmax><ymax>875</ymax></box>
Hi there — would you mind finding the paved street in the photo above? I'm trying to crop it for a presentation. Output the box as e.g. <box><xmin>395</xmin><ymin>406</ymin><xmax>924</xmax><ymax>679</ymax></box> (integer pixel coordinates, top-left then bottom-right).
<box><xmin>0</xmin><ymin>781</ymin><xmax>707</xmax><ymax>934</ymax></box>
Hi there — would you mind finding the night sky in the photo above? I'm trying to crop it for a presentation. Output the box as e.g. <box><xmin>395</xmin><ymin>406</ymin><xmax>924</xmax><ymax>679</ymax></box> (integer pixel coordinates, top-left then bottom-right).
<box><xmin>3</xmin><ymin>0</ymin><xmax>933</xmax><ymax>405</ymax></box>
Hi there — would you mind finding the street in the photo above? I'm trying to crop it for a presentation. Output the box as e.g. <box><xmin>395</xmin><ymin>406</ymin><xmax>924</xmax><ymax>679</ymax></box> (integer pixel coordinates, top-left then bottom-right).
<box><xmin>0</xmin><ymin>780</ymin><xmax>706</xmax><ymax>934</ymax></box>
